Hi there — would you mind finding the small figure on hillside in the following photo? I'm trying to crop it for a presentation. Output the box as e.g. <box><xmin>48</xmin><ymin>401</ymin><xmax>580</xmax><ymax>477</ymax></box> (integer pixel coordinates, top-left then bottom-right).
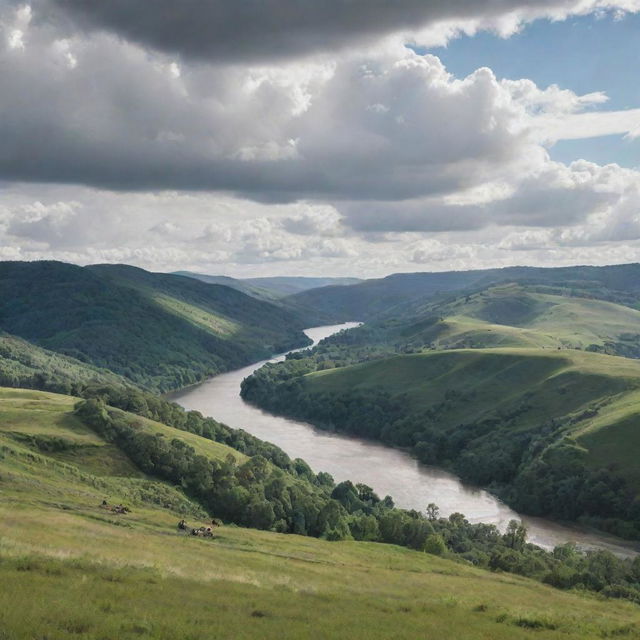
<box><xmin>178</xmin><ymin>519</ymin><xmax>187</xmax><ymax>530</ymax></box>
<box><xmin>101</xmin><ymin>498</ymin><xmax>108</xmax><ymax>507</ymax></box>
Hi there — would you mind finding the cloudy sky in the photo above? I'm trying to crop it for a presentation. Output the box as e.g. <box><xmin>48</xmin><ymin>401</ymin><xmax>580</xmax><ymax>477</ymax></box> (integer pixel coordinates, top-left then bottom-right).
<box><xmin>1</xmin><ymin>0</ymin><xmax>640</xmax><ymax>278</ymax></box>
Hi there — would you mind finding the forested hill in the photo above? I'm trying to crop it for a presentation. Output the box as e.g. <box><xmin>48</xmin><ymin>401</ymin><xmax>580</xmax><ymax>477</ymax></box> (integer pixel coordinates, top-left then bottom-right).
<box><xmin>0</xmin><ymin>261</ymin><xmax>311</xmax><ymax>392</ymax></box>
<box><xmin>241</xmin><ymin>281</ymin><xmax>640</xmax><ymax>540</ymax></box>
<box><xmin>288</xmin><ymin>263</ymin><xmax>640</xmax><ymax>322</ymax></box>
<box><xmin>172</xmin><ymin>271</ymin><xmax>279</xmax><ymax>301</ymax></box>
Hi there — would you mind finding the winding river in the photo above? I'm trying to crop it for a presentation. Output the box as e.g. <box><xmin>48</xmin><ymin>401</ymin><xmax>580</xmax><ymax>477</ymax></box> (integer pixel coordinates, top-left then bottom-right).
<box><xmin>169</xmin><ymin>323</ymin><xmax>639</xmax><ymax>557</ymax></box>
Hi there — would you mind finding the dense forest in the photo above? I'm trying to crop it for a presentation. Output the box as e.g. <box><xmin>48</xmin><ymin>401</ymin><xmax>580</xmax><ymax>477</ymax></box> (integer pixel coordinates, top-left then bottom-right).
<box><xmin>0</xmin><ymin>261</ymin><xmax>310</xmax><ymax>392</ymax></box>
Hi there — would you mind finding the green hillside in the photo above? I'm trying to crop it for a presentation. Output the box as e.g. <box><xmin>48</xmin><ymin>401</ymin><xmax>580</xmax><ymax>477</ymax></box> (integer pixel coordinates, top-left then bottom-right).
<box><xmin>0</xmin><ymin>331</ymin><xmax>132</xmax><ymax>395</ymax></box>
<box><xmin>89</xmin><ymin>263</ymin><xmax>311</xmax><ymax>347</ymax></box>
<box><xmin>175</xmin><ymin>272</ymin><xmax>362</xmax><ymax>299</ymax></box>
<box><xmin>3</xmin><ymin>387</ymin><xmax>640</xmax><ymax>639</ymax></box>
<box><xmin>172</xmin><ymin>271</ymin><xmax>279</xmax><ymax>300</ymax></box>
<box><xmin>0</xmin><ymin>261</ymin><xmax>310</xmax><ymax>392</ymax></box>
<box><xmin>243</xmin><ymin>345</ymin><xmax>640</xmax><ymax>538</ymax></box>
<box><xmin>245</xmin><ymin>275</ymin><xmax>363</xmax><ymax>297</ymax></box>
<box><xmin>389</xmin><ymin>283</ymin><xmax>640</xmax><ymax>356</ymax></box>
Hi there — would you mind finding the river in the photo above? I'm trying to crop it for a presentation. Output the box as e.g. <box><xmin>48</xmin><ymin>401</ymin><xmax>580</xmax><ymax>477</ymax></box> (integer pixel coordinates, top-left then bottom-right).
<box><xmin>169</xmin><ymin>322</ymin><xmax>639</xmax><ymax>557</ymax></box>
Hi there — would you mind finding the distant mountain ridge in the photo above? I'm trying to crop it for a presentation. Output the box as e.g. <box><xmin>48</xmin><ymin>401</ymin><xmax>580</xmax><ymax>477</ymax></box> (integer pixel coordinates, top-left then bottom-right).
<box><xmin>288</xmin><ymin>263</ymin><xmax>640</xmax><ymax>321</ymax></box>
<box><xmin>175</xmin><ymin>271</ymin><xmax>362</xmax><ymax>299</ymax></box>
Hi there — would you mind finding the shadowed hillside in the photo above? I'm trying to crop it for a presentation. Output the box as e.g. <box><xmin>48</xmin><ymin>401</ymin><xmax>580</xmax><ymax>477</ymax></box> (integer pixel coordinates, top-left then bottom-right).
<box><xmin>0</xmin><ymin>261</ymin><xmax>310</xmax><ymax>392</ymax></box>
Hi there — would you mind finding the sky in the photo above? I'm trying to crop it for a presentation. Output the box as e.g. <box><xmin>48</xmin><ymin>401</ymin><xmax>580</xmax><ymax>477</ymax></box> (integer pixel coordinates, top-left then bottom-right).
<box><xmin>1</xmin><ymin>1</ymin><xmax>640</xmax><ymax>278</ymax></box>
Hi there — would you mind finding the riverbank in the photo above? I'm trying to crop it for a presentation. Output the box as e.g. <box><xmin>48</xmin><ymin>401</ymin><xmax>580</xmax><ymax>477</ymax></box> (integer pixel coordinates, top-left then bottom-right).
<box><xmin>169</xmin><ymin>323</ymin><xmax>639</xmax><ymax>557</ymax></box>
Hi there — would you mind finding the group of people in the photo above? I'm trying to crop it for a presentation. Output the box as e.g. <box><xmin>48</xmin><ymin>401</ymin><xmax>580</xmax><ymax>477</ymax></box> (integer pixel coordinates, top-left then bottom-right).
<box><xmin>178</xmin><ymin>519</ymin><xmax>220</xmax><ymax>538</ymax></box>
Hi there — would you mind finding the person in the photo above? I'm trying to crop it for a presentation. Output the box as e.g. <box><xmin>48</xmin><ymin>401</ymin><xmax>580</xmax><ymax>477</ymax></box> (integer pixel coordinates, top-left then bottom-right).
<box><xmin>178</xmin><ymin>519</ymin><xmax>187</xmax><ymax>530</ymax></box>
<box><xmin>101</xmin><ymin>498</ymin><xmax>108</xmax><ymax>506</ymax></box>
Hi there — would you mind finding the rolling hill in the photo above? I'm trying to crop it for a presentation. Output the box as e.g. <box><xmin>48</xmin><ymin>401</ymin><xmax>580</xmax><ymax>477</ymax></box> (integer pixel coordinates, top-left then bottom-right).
<box><xmin>379</xmin><ymin>283</ymin><xmax>640</xmax><ymax>356</ymax></box>
<box><xmin>3</xmin><ymin>387</ymin><xmax>640</xmax><ymax>639</ymax></box>
<box><xmin>0</xmin><ymin>261</ymin><xmax>311</xmax><ymax>392</ymax></box>
<box><xmin>242</xmin><ymin>342</ymin><xmax>640</xmax><ymax>538</ymax></box>
<box><xmin>172</xmin><ymin>271</ymin><xmax>279</xmax><ymax>300</ymax></box>
<box><xmin>288</xmin><ymin>263</ymin><xmax>640</xmax><ymax>322</ymax></box>
<box><xmin>244</xmin><ymin>276</ymin><xmax>363</xmax><ymax>297</ymax></box>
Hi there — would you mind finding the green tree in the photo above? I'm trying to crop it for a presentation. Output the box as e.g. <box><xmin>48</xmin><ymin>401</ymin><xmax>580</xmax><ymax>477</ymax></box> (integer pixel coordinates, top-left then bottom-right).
<box><xmin>424</xmin><ymin>534</ymin><xmax>447</xmax><ymax>556</ymax></box>
<box><xmin>426</xmin><ymin>503</ymin><xmax>440</xmax><ymax>522</ymax></box>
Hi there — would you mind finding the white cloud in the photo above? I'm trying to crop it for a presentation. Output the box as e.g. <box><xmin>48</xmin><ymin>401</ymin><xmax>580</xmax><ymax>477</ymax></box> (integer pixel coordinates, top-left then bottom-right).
<box><xmin>0</xmin><ymin>1</ymin><xmax>639</xmax><ymax>277</ymax></box>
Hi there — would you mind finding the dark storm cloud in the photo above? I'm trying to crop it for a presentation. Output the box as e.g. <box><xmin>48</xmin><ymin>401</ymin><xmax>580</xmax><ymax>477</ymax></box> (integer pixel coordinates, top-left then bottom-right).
<box><xmin>45</xmin><ymin>0</ymin><xmax>597</xmax><ymax>62</ymax></box>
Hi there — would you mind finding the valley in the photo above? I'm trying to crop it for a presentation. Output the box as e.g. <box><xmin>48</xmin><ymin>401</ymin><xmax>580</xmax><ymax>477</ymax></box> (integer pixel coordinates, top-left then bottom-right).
<box><xmin>5</xmin><ymin>260</ymin><xmax>640</xmax><ymax>637</ymax></box>
<box><xmin>173</xmin><ymin>323</ymin><xmax>640</xmax><ymax>556</ymax></box>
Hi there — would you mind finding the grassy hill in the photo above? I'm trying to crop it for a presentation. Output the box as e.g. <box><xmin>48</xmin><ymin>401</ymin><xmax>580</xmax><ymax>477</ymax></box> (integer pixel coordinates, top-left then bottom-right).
<box><xmin>307</xmin><ymin>348</ymin><xmax>640</xmax><ymax>441</ymax></box>
<box><xmin>288</xmin><ymin>263</ymin><xmax>640</xmax><ymax>322</ymax></box>
<box><xmin>243</xmin><ymin>344</ymin><xmax>640</xmax><ymax>538</ymax></box>
<box><xmin>0</xmin><ymin>261</ymin><xmax>310</xmax><ymax>392</ymax></box>
<box><xmin>378</xmin><ymin>283</ymin><xmax>640</xmax><ymax>356</ymax></box>
<box><xmin>3</xmin><ymin>387</ymin><xmax>640</xmax><ymax>639</ymax></box>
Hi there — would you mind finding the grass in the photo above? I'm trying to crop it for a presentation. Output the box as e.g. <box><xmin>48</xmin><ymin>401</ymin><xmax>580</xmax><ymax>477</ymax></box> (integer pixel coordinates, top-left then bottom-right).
<box><xmin>0</xmin><ymin>387</ymin><xmax>245</xmax><ymax>469</ymax></box>
<box><xmin>2</xmin><ymin>387</ymin><xmax>640</xmax><ymax>638</ymax></box>
<box><xmin>405</xmin><ymin>284</ymin><xmax>640</xmax><ymax>352</ymax></box>
<box><xmin>152</xmin><ymin>292</ymin><xmax>242</xmax><ymax>338</ymax></box>
<box><xmin>111</xmin><ymin>408</ymin><xmax>249</xmax><ymax>464</ymax></box>
<box><xmin>579</xmin><ymin>398</ymin><xmax>640</xmax><ymax>486</ymax></box>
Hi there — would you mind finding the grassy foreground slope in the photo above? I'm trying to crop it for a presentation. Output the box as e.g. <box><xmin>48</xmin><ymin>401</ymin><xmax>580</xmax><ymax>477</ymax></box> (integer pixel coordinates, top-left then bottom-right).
<box><xmin>0</xmin><ymin>261</ymin><xmax>310</xmax><ymax>392</ymax></box>
<box><xmin>2</xmin><ymin>389</ymin><xmax>640</xmax><ymax>639</ymax></box>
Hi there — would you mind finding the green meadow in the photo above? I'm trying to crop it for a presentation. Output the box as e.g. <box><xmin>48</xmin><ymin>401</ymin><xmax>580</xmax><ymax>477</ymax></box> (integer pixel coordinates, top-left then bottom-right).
<box><xmin>396</xmin><ymin>283</ymin><xmax>640</xmax><ymax>353</ymax></box>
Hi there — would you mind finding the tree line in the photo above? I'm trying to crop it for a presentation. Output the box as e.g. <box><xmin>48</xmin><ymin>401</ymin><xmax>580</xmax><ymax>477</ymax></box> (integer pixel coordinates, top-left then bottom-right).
<box><xmin>73</xmin><ymin>397</ymin><xmax>640</xmax><ymax>606</ymax></box>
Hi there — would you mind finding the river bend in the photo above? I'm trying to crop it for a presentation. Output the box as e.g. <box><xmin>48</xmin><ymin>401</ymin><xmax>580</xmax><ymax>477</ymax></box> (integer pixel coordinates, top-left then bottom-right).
<box><xmin>169</xmin><ymin>323</ymin><xmax>638</xmax><ymax>557</ymax></box>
